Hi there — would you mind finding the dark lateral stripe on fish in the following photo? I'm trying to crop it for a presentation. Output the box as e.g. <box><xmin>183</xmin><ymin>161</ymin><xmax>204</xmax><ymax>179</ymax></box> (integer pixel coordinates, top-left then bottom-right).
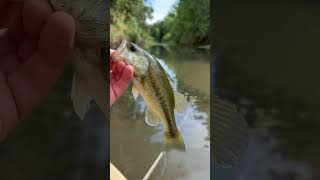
<box><xmin>148</xmin><ymin>72</ymin><xmax>168</xmax><ymax>112</ymax></box>
<box><xmin>148</xmin><ymin>72</ymin><xmax>176</xmax><ymax>136</ymax></box>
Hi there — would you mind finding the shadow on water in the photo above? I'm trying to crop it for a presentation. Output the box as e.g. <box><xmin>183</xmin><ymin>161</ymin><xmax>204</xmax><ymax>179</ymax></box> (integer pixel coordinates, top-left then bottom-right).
<box><xmin>213</xmin><ymin>2</ymin><xmax>320</xmax><ymax>180</ymax></box>
<box><xmin>0</xmin><ymin>68</ymin><xmax>108</xmax><ymax>180</ymax></box>
<box><xmin>110</xmin><ymin>46</ymin><xmax>210</xmax><ymax>179</ymax></box>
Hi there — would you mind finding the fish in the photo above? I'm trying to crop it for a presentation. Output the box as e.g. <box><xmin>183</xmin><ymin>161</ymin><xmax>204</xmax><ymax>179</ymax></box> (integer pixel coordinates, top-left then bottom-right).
<box><xmin>115</xmin><ymin>40</ymin><xmax>188</xmax><ymax>151</ymax></box>
<box><xmin>49</xmin><ymin>0</ymin><xmax>108</xmax><ymax>119</ymax></box>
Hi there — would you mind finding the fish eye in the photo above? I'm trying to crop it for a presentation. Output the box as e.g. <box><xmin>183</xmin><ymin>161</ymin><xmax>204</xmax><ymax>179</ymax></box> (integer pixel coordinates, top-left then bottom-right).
<box><xmin>129</xmin><ymin>45</ymin><xmax>136</xmax><ymax>52</ymax></box>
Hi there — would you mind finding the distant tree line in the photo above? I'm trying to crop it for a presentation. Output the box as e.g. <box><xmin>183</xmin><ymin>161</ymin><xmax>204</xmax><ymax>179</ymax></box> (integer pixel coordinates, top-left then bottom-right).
<box><xmin>150</xmin><ymin>0</ymin><xmax>210</xmax><ymax>46</ymax></box>
<box><xmin>110</xmin><ymin>0</ymin><xmax>210</xmax><ymax>47</ymax></box>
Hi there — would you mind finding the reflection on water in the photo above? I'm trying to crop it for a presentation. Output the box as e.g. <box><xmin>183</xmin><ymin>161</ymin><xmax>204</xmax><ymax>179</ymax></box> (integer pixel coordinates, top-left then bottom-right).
<box><xmin>0</xmin><ymin>69</ymin><xmax>108</xmax><ymax>180</ymax></box>
<box><xmin>214</xmin><ymin>2</ymin><xmax>320</xmax><ymax>180</ymax></box>
<box><xmin>110</xmin><ymin>46</ymin><xmax>210</xmax><ymax>179</ymax></box>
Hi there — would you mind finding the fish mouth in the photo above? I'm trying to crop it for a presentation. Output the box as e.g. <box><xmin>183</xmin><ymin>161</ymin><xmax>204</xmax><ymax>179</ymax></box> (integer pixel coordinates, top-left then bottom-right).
<box><xmin>116</xmin><ymin>39</ymin><xmax>128</xmax><ymax>56</ymax></box>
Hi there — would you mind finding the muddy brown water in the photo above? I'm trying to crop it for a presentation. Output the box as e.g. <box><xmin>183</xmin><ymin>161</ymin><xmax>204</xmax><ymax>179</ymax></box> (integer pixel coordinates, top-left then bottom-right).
<box><xmin>110</xmin><ymin>46</ymin><xmax>210</xmax><ymax>180</ymax></box>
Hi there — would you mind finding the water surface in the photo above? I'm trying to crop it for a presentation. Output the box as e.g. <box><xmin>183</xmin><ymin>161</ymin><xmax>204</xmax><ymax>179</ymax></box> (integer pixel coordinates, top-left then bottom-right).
<box><xmin>110</xmin><ymin>46</ymin><xmax>210</xmax><ymax>180</ymax></box>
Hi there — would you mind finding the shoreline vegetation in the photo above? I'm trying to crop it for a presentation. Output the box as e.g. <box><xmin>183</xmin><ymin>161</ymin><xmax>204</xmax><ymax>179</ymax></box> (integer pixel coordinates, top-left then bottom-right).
<box><xmin>110</xmin><ymin>0</ymin><xmax>210</xmax><ymax>50</ymax></box>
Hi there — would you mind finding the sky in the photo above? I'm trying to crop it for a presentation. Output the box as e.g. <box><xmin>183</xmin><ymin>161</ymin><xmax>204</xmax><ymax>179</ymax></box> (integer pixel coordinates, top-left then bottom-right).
<box><xmin>145</xmin><ymin>0</ymin><xmax>177</xmax><ymax>25</ymax></box>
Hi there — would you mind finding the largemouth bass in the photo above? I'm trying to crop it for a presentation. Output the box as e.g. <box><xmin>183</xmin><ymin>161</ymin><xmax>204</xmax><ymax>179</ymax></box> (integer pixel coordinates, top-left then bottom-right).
<box><xmin>115</xmin><ymin>40</ymin><xmax>187</xmax><ymax>151</ymax></box>
<box><xmin>49</xmin><ymin>0</ymin><xmax>108</xmax><ymax>119</ymax></box>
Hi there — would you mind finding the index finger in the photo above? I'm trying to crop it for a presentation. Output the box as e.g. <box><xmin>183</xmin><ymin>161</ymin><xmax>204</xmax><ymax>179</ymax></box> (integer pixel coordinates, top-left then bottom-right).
<box><xmin>110</xmin><ymin>49</ymin><xmax>115</xmax><ymax>56</ymax></box>
<box><xmin>8</xmin><ymin>12</ymin><xmax>75</xmax><ymax>119</ymax></box>
<box><xmin>110</xmin><ymin>49</ymin><xmax>124</xmax><ymax>72</ymax></box>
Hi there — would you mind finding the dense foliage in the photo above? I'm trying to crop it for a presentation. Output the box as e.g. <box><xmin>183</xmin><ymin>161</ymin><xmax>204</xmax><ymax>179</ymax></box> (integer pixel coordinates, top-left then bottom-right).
<box><xmin>150</xmin><ymin>0</ymin><xmax>210</xmax><ymax>46</ymax></box>
<box><xmin>110</xmin><ymin>0</ymin><xmax>153</xmax><ymax>48</ymax></box>
<box><xmin>111</xmin><ymin>0</ymin><xmax>210</xmax><ymax>48</ymax></box>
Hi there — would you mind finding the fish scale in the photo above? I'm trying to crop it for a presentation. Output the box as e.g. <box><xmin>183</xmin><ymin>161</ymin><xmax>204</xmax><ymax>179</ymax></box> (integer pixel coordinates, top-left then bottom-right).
<box><xmin>145</xmin><ymin>59</ymin><xmax>177</xmax><ymax>135</ymax></box>
<box><xmin>116</xmin><ymin>40</ymin><xmax>187</xmax><ymax>151</ymax></box>
<box><xmin>141</xmin><ymin>69</ymin><xmax>172</xmax><ymax>131</ymax></box>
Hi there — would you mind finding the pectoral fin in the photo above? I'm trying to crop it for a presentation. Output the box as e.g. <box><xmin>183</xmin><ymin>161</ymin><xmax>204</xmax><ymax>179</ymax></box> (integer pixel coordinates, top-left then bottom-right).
<box><xmin>71</xmin><ymin>72</ymin><xmax>92</xmax><ymax>120</ymax></box>
<box><xmin>212</xmin><ymin>96</ymin><xmax>248</xmax><ymax>168</ymax></box>
<box><xmin>132</xmin><ymin>85</ymin><xmax>139</xmax><ymax>100</ymax></box>
<box><xmin>145</xmin><ymin>109</ymin><xmax>160</xmax><ymax>127</ymax></box>
<box><xmin>174</xmin><ymin>91</ymin><xmax>188</xmax><ymax>113</ymax></box>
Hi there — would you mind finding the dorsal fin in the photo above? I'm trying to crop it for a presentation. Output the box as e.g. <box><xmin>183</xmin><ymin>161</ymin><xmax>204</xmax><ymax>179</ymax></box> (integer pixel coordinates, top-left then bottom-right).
<box><xmin>155</xmin><ymin>59</ymin><xmax>175</xmax><ymax>87</ymax></box>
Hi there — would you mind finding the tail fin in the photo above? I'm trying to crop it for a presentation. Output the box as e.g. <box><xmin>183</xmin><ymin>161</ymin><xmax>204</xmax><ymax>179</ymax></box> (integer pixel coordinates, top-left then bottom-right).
<box><xmin>163</xmin><ymin>130</ymin><xmax>186</xmax><ymax>152</ymax></box>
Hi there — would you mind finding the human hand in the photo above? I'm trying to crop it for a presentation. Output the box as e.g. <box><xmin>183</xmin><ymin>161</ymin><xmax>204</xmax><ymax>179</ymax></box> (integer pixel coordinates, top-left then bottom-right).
<box><xmin>0</xmin><ymin>0</ymin><xmax>75</xmax><ymax>141</ymax></box>
<box><xmin>110</xmin><ymin>49</ymin><xmax>134</xmax><ymax>106</ymax></box>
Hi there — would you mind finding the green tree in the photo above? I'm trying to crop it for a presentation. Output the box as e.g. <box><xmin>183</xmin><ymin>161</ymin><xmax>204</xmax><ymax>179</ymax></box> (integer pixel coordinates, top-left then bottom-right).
<box><xmin>150</xmin><ymin>0</ymin><xmax>210</xmax><ymax>46</ymax></box>
<box><xmin>111</xmin><ymin>0</ymin><xmax>152</xmax><ymax>26</ymax></box>
<box><xmin>110</xmin><ymin>0</ymin><xmax>154</xmax><ymax>48</ymax></box>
